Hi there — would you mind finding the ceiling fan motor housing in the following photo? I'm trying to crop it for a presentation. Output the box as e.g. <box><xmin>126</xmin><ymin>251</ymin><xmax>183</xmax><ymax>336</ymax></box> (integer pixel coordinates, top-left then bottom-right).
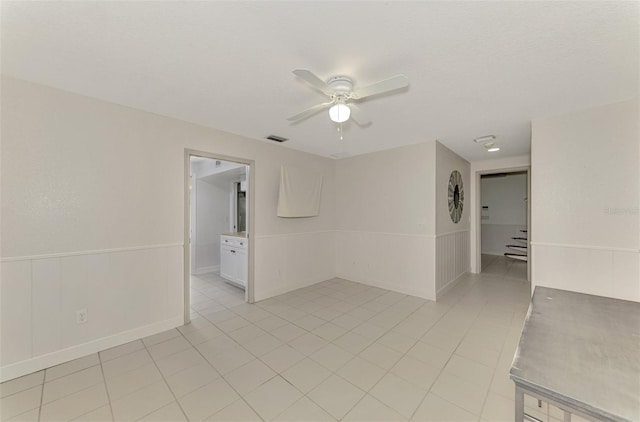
<box><xmin>327</xmin><ymin>76</ymin><xmax>354</xmax><ymax>95</ymax></box>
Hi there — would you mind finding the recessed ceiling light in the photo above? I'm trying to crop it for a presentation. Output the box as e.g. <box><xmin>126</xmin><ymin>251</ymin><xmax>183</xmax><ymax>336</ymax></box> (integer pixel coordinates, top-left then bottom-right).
<box><xmin>487</xmin><ymin>147</ymin><xmax>500</xmax><ymax>152</ymax></box>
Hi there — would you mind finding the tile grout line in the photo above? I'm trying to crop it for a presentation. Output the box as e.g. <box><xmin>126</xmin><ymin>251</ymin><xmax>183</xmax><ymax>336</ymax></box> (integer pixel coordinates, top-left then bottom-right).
<box><xmin>32</xmin><ymin>357</ymin><xmax>108</xmax><ymax>422</ymax></box>
<box><xmin>320</xmin><ymin>286</ymin><xmax>440</xmax><ymax>419</ymax></box>
<box><xmin>37</xmin><ymin>362</ymin><xmax>108</xmax><ymax>421</ymax></box>
<box><xmin>187</xmin><ymin>276</ymin><xmax>385</xmax><ymax>420</ymax></box>
<box><xmin>39</xmin><ymin>357</ymin><xmax>103</xmax><ymax>384</ymax></box>
<box><xmin>401</xmin><ymin>279</ymin><xmax>488</xmax><ymax>420</ymax></box>
<box><xmin>36</xmin><ymin>372</ymin><xmax>45</xmax><ymax>422</ymax></box>
<box><xmin>260</xmin><ymin>282</ymin><xmax>457</xmax><ymax>420</ymax></box>
<box><xmin>475</xmin><ymin>318</ymin><xmax>515</xmax><ymax>421</ymax></box>
<box><xmin>342</xmin><ymin>289</ymin><xmax>461</xmax><ymax>421</ymax></box>
<box><xmin>69</xmin><ymin>341</ymin><xmax>170</xmax><ymax>420</ymax></box>
<box><xmin>194</xmin><ymin>277</ymin><xmax>361</xmax><ymax>420</ymax></box>
<box><xmin>206</xmin><ymin>274</ymin><xmax>516</xmax><ymax>420</ymax></box>
<box><xmin>183</xmin><ymin>278</ymin><xmax>278</xmax><ymax>421</ymax></box>
<box><xmin>207</xmin><ymin>275</ymin><xmax>499</xmax><ymax>420</ymax></box>
<box><xmin>0</xmin><ymin>372</ymin><xmax>45</xmax><ymax>421</ymax></box>
<box><xmin>410</xmin><ymin>280</ymin><xmax>527</xmax><ymax>420</ymax></box>
<box><xmin>93</xmin><ymin>353</ymin><xmax>115</xmax><ymax>422</ymax></box>
<box><xmin>137</xmin><ymin>335</ymin><xmax>192</xmax><ymax>422</ymax></box>
<box><xmin>173</xmin><ymin>324</ymin><xmax>268</xmax><ymax>421</ymax></box>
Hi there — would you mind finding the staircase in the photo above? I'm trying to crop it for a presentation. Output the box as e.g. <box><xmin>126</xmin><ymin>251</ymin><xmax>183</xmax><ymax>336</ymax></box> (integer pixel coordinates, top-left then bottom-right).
<box><xmin>505</xmin><ymin>229</ymin><xmax>528</xmax><ymax>261</ymax></box>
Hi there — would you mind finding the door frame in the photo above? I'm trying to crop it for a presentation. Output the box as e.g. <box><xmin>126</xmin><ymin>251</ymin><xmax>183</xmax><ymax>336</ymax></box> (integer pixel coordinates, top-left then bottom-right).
<box><xmin>473</xmin><ymin>166</ymin><xmax>531</xmax><ymax>281</ymax></box>
<box><xmin>189</xmin><ymin>174</ymin><xmax>197</xmax><ymax>275</ymax></box>
<box><xmin>183</xmin><ymin>149</ymin><xmax>256</xmax><ymax>325</ymax></box>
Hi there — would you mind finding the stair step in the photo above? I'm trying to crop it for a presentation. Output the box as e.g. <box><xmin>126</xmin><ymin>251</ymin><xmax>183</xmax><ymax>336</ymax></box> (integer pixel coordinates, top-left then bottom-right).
<box><xmin>505</xmin><ymin>253</ymin><xmax>528</xmax><ymax>262</ymax></box>
<box><xmin>507</xmin><ymin>244</ymin><xmax>527</xmax><ymax>250</ymax></box>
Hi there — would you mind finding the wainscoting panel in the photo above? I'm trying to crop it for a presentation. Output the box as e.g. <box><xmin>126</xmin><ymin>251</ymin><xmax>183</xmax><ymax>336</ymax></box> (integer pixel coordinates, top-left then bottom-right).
<box><xmin>253</xmin><ymin>231</ymin><xmax>336</xmax><ymax>301</ymax></box>
<box><xmin>0</xmin><ymin>260</ymin><xmax>31</xmax><ymax>369</ymax></box>
<box><xmin>532</xmin><ymin>243</ymin><xmax>640</xmax><ymax>302</ymax></box>
<box><xmin>335</xmin><ymin>231</ymin><xmax>436</xmax><ymax>300</ymax></box>
<box><xmin>435</xmin><ymin>230</ymin><xmax>470</xmax><ymax>298</ymax></box>
<box><xmin>0</xmin><ymin>244</ymin><xmax>184</xmax><ymax>382</ymax></box>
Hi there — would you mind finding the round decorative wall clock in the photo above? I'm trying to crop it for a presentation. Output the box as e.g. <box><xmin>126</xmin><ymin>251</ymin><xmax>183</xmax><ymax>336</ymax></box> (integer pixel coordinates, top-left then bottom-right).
<box><xmin>448</xmin><ymin>170</ymin><xmax>464</xmax><ymax>223</ymax></box>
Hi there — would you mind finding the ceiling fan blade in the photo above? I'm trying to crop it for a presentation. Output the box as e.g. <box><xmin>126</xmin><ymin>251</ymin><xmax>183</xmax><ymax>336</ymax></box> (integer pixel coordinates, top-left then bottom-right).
<box><xmin>347</xmin><ymin>103</ymin><xmax>371</xmax><ymax>125</ymax></box>
<box><xmin>352</xmin><ymin>74</ymin><xmax>409</xmax><ymax>100</ymax></box>
<box><xmin>292</xmin><ymin>69</ymin><xmax>333</xmax><ymax>96</ymax></box>
<box><xmin>287</xmin><ymin>102</ymin><xmax>333</xmax><ymax>122</ymax></box>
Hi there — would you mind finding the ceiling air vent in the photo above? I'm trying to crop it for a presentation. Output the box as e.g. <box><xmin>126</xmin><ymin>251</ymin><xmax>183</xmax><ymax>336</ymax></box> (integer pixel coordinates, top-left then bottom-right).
<box><xmin>266</xmin><ymin>135</ymin><xmax>288</xmax><ymax>143</ymax></box>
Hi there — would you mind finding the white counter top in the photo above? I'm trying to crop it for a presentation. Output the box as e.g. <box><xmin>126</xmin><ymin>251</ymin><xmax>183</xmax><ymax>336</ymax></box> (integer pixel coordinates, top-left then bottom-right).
<box><xmin>221</xmin><ymin>232</ymin><xmax>248</xmax><ymax>238</ymax></box>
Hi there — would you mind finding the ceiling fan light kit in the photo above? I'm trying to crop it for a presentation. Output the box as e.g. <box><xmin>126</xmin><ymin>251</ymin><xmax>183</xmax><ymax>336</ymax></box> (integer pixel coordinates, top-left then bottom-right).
<box><xmin>289</xmin><ymin>69</ymin><xmax>409</xmax><ymax>127</ymax></box>
<box><xmin>329</xmin><ymin>103</ymin><xmax>350</xmax><ymax>123</ymax></box>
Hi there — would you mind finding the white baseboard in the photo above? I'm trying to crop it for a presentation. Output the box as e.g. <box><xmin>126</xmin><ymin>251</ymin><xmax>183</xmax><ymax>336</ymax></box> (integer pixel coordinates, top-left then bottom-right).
<box><xmin>0</xmin><ymin>315</ymin><xmax>184</xmax><ymax>383</ymax></box>
<box><xmin>335</xmin><ymin>273</ymin><xmax>435</xmax><ymax>301</ymax></box>
<box><xmin>255</xmin><ymin>276</ymin><xmax>331</xmax><ymax>302</ymax></box>
<box><xmin>194</xmin><ymin>265</ymin><xmax>219</xmax><ymax>275</ymax></box>
<box><xmin>436</xmin><ymin>271</ymin><xmax>468</xmax><ymax>300</ymax></box>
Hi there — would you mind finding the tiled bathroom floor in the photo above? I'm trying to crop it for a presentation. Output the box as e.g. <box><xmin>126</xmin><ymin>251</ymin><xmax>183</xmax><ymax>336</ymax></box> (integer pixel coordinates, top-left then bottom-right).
<box><xmin>189</xmin><ymin>273</ymin><xmax>247</xmax><ymax>320</ymax></box>
<box><xmin>2</xmin><ymin>267</ymin><xmax>576</xmax><ymax>422</ymax></box>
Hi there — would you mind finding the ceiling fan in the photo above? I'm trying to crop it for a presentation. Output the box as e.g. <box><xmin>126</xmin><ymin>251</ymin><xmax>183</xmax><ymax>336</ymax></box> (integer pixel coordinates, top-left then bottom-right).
<box><xmin>288</xmin><ymin>69</ymin><xmax>409</xmax><ymax>125</ymax></box>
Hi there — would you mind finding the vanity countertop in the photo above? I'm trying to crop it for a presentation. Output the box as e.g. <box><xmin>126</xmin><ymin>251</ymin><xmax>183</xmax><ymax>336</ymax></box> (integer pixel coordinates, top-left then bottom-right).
<box><xmin>221</xmin><ymin>232</ymin><xmax>248</xmax><ymax>238</ymax></box>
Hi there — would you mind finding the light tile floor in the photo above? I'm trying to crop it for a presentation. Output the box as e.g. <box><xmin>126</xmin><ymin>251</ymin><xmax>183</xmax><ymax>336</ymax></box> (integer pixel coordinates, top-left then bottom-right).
<box><xmin>481</xmin><ymin>254</ymin><xmax>527</xmax><ymax>281</ymax></box>
<box><xmin>2</xmin><ymin>268</ymin><xmax>581</xmax><ymax>421</ymax></box>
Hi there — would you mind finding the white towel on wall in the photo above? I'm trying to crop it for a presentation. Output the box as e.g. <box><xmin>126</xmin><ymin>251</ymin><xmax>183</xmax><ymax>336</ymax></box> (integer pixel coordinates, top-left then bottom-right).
<box><xmin>277</xmin><ymin>165</ymin><xmax>323</xmax><ymax>218</ymax></box>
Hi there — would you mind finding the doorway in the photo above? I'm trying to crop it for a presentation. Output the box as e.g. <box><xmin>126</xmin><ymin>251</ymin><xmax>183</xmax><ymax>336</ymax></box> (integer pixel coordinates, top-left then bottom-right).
<box><xmin>184</xmin><ymin>150</ymin><xmax>255</xmax><ymax>324</ymax></box>
<box><xmin>232</xmin><ymin>182</ymin><xmax>247</xmax><ymax>233</ymax></box>
<box><xmin>477</xmin><ymin>169</ymin><xmax>530</xmax><ymax>281</ymax></box>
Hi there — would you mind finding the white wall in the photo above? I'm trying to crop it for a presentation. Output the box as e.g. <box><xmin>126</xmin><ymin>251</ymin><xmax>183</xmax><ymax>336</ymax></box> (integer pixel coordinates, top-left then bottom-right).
<box><xmin>0</xmin><ymin>77</ymin><xmax>336</xmax><ymax>381</ymax></box>
<box><xmin>434</xmin><ymin>142</ymin><xmax>471</xmax><ymax>297</ymax></box>
<box><xmin>193</xmin><ymin>178</ymin><xmax>229</xmax><ymax>274</ymax></box>
<box><xmin>531</xmin><ymin>99</ymin><xmax>639</xmax><ymax>301</ymax></box>
<box><xmin>195</xmin><ymin>159</ymin><xmax>244</xmax><ymax>179</ymax></box>
<box><xmin>335</xmin><ymin>142</ymin><xmax>437</xmax><ymax>299</ymax></box>
<box><xmin>480</xmin><ymin>174</ymin><xmax>527</xmax><ymax>225</ymax></box>
<box><xmin>334</xmin><ymin>140</ymin><xmax>471</xmax><ymax>300</ymax></box>
<box><xmin>480</xmin><ymin>173</ymin><xmax>527</xmax><ymax>255</ymax></box>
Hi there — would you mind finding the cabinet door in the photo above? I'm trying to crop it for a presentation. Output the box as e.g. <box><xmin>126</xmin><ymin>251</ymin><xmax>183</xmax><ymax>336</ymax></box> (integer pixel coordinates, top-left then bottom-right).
<box><xmin>220</xmin><ymin>246</ymin><xmax>235</xmax><ymax>281</ymax></box>
<box><xmin>236</xmin><ymin>249</ymin><xmax>248</xmax><ymax>288</ymax></box>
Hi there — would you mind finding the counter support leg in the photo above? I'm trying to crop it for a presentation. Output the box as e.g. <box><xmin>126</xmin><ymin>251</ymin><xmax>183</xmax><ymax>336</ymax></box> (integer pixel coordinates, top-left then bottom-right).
<box><xmin>515</xmin><ymin>385</ymin><xmax>525</xmax><ymax>422</ymax></box>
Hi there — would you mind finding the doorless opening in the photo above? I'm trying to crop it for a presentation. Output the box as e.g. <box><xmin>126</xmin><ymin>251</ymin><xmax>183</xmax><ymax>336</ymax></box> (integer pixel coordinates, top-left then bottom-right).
<box><xmin>476</xmin><ymin>168</ymin><xmax>531</xmax><ymax>282</ymax></box>
<box><xmin>183</xmin><ymin>149</ymin><xmax>255</xmax><ymax>325</ymax></box>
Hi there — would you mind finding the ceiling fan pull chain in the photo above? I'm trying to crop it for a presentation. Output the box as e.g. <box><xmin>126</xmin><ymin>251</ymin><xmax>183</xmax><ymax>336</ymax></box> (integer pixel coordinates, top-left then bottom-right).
<box><xmin>339</xmin><ymin>122</ymin><xmax>343</xmax><ymax>140</ymax></box>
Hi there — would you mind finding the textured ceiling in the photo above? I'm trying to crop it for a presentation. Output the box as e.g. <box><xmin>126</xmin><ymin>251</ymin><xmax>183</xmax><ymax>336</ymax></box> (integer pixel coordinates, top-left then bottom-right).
<box><xmin>2</xmin><ymin>1</ymin><xmax>638</xmax><ymax>161</ymax></box>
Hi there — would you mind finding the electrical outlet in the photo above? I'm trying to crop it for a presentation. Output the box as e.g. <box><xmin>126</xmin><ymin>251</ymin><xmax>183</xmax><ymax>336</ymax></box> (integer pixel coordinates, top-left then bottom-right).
<box><xmin>76</xmin><ymin>308</ymin><xmax>88</xmax><ymax>324</ymax></box>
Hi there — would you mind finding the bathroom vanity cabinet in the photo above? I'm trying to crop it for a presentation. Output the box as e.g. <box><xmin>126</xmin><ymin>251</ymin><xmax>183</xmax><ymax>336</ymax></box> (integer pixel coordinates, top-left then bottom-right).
<box><xmin>220</xmin><ymin>234</ymin><xmax>248</xmax><ymax>289</ymax></box>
